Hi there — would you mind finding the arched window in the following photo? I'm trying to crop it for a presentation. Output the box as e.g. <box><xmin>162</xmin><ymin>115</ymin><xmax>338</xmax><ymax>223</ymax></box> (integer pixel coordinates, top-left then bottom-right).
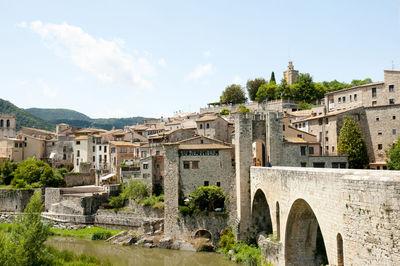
<box><xmin>206</xmin><ymin>123</ymin><xmax>210</xmax><ymax>129</ymax></box>
<box><xmin>337</xmin><ymin>233</ymin><xmax>344</xmax><ymax>266</ymax></box>
<box><xmin>0</xmin><ymin>120</ymin><xmax>3</xmax><ymax>127</ymax></box>
<box><xmin>6</xmin><ymin>120</ymin><xmax>10</xmax><ymax>128</ymax></box>
<box><xmin>200</xmin><ymin>124</ymin><xmax>203</xmax><ymax>129</ymax></box>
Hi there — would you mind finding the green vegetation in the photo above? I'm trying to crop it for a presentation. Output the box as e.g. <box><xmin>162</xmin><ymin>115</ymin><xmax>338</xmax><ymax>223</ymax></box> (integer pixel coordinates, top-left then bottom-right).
<box><xmin>338</xmin><ymin>116</ymin><xmax>369</xmax><ymax>169</ymax></box>
<box><xmin>220</xmin><ymin>109</ymin><xmax>230</xmax><ymax>115</ymax></box>
<box><xmin>246</xmin><ymin>78</ymin><xmax>267</xmax><ymax>101</ymax></box>
<box><xmin>179</xmin><ymin>186</ymin><xmax>225</xmax><ymax>216</ymax></box>
<box><xmin>26</xmin><ymin>107</ymin><xmax>148</xmax><ymax>130</ymax></box>
<box><xmin>386</xmin><ymin>137</ymin><xmax>400</xmax><ymax>170</ymax></box>
<box><xmin>237</xmin><ymin>105</ymin><xmax>250</xmax><ymax>114</ymax></box>
<box><xmin>11</xmin><ymin>158</ymin><xmax>63</xmax><ymax>188</ymax></box>
<box><xmin>269</xmin><ymin>72</ymin><xmax>276</xmax><ymax>84</ymax></box>
<box><xmin>0</xmin><ymin>191</ymin><xmax>109</xmax><ymax>265</ymax></box>
<box><xmin>0</xmin><ymin>98</ymin><xmax>54</xmax><ymax>131</ymax></box>
<box><xmin>255</xmin><ymin>82</ymin><xmax>278</xmax><ymax>103</ymax></box>
<box><xmin>50</xmin><ymin>226</ymin><xmax>122</xmax><ymax>240</ymax></box>
<box><xmin>0</xmin><ymin>160</ymin><xmax>17</xmax><ymax>185</ymax></box>
<box><xmin>220</xmin><ymin>84</ymin><xmax>247</xmax><ymax>104</ymax></box>
<box><xmin>109</xmin><ymin>180</ymin><xmax>164</xmax><ymax>210</ymax></box>
<box><xmin>297</xmin><ymin>102</ymin><xmax>313</xmax><ymax>110</ymax></box>
<box><xmin>218</xmin><ymin>228</ymin><xmax>271</xmax><ymax>266</ymax></box>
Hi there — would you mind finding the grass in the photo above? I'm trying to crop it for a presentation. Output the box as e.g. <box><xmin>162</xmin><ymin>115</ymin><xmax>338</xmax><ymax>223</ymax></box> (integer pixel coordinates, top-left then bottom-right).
<box><xmin>50</xmin><ymin>226</ymin><xmax>123</xmax><ymax>240</ymax></box>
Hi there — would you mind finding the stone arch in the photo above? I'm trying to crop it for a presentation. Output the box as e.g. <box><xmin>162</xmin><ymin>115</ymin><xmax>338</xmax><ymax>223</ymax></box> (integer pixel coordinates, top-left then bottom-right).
<box><xmin>337</xmin><ymin>233</ymin><xmax>344</xmax><ymax>266</ymax></box>
<box><xmin>252</xmin><ymin>140</ymin><xmax>266</xmax><ymax>166</ymax></box>
<box><xmin>285</xmin><ymin>199</ymin><xmax>328</xmax><ymax>266</ymax></box>
<box><xmin>276</xmin><ymin>201</ymin><xmax>280</xmax><ymax>240</ymax></box>
<box><xmin>251</xmin><ymin>189</ymin><xmax>272</xmax><ymax>236</ymax></box>
<box><xmin>194</xmin><ymin>229</ymin><xmax>212</xmax><ymax>240</ymax></box>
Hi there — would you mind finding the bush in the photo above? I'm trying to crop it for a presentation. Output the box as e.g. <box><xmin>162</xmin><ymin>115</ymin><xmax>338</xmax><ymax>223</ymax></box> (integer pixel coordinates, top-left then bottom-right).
<box><xmin>178</xmin><ymin>206</ymin><xmax>193</xmax><ymax>216</ymax></box>
<box><xmin>238</xmin><ymin>104</ymin><xmax>250</xmax><ymax>114</ymax></box>
<box><xmin>187</xmin><ymin>186</ymin><xmax>225</xmax><ymax>211</ymax></box>
<box><xmin>233</xmin><ymin>242</ymin><xmax>262</xmax><ymax>266</ymax></box>
<box><xmin>297</xmin><ymin>102</ymin><xmax>313</xmax><ymax>110</ymax></box>
<box><xmin>91</xmin><ymin>231</ymin><xmax>112</xmax><ymax>240</ymax></box>
<box><xmin>109</xmin><ymin>195</ymin><xmax>125</xmax><ymax>209</ymax></box>
<box><xmin>0</xmin><ymin>160</ymin><xmax>17</xmax><ymax>185</ymax></box>
<box><xmin>109</xmin><ymin>180</ymin><xmax>149</xmax><ymax>209</ymax></box>
<box><xmin>218</xmin><ymin>228</ymin><xmax>235</xmax><ymax>254</ymax></box>
<box><xmin>220</xmin><ymin>109</ymin><xmax>229</xmax><ymax>115</ymax></box>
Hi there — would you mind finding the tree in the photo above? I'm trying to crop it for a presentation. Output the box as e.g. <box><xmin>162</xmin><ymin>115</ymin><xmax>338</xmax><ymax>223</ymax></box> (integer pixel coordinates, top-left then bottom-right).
<box><xmin>187</xmin><ymin>186</ymin><xmax>226</xmax><ymax>211</ymax></box>
<box><xmin>220</xmin><ymin>109</ymin><xmax>229</xmax><ymax>115</ymax></box>
<box><xmin>386</xmin><ymin>137</ymin><xmax>400</xmax><ymax>170</ymax></box>
<box><xmin>270</xmin><ymin>71</ymin><xmax>276</xmax><ymax>84</ymax></box>
<box><xmin>314</xmin><ymin>82</ymin><xmax>328</xmax><ymax>101</ymax></box>
<box><xmin>11</xmin><ymin>158</ymin><xmax>62</xmax><ymax>188</ymax></box>
<box><xmin>322</xmin><ymin>80</ymin><xmax>351</xmax><ymax>92</ymax></box>
<box><xmin>291</xmin><ymin>73</ymin><xmax>317</xmax><ymax>102</ymax></box>
<box><xmin>246</xmin><ymin>78</ymin><xmax>266</xmax><ymax>102</ymax></box>
<box><xmin>237</xmin><ymin>104</ymin><xmax>250</xmax><ymax>113</ymax></box>
<box><xmin>220</xmin><ymin>84</ymin><xmax>247</xmax><ymax>105</ymax></box>
<box><xmin>0</xmin><ymin>160</ymin><xmax>17</xmax><ymax>185</ymax></box>
<box><xmin>277</xmin><ymin>79</ymin><xmax>293</xmax><ymax>100</ymax></box>
<box><xmin>255</xmin><ymin>83</ymin><xmax>278</xmax><ymax>102</ymax></box>
<box><xmin>338</xmin><ymin>116</ymin><xmax>369</xmax><ymax>169</ymax></box>
<box><xmin>350</xmin><ymin>78</ymin><xmax>372</xmax><ymax>87</ymax></box>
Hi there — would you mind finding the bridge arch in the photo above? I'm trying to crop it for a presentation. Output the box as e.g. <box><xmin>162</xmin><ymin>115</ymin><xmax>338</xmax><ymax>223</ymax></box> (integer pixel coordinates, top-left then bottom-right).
<box><xmin>251</xmin><ymin>189</ymin><xmax>273</xmax><ymax>237</ymax></box>
<box><xmin>285</xmin><ymin>198</ymin><xmax>328</xmax><ymax>266</ymax></box>
<box><xmin>337</xmin><ymin>233</ymin><xmax>344</xmax><ymax>266</ymax></box>
<box><xmin>194</xmin><ymin>229</ymin><xmax>212</xmax><ymax>241</ymax></box>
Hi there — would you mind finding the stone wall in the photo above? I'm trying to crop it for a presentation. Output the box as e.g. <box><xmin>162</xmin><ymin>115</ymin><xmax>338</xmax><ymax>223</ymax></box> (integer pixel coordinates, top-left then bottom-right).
<box><xmin>0</xmin><ymin>189</ymin><xmax>34</xmax><ymax>212</ymax></box>
<box><xmin>250</xmin><ymin>166</ymin><xmax>400</xmax><ymax>265</ymax></box>
<box><xmin>64</xmin><ymin>172</ymin><xmax>95</xmax><ymax>186</ymax></box>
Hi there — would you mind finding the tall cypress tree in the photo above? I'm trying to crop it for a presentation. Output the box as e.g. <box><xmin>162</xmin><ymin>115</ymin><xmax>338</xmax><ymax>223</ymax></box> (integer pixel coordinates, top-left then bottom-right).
<box><xmin>270</xmin><ymin>72</ymin><xmax>276</xmax><ymax>84</ymax></box>
<box><xmin>338</xmin><ymin>116</ymin><xmax>369</xmax><ymax>169</ymax></box>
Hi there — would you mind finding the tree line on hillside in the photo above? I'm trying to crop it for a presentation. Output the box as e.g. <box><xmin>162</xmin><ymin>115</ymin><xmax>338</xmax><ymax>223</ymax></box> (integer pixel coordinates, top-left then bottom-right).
<box><xmin>216</xmin><ymin>72</ymin><xmax>373</xmax><ymax>108</ymax></box>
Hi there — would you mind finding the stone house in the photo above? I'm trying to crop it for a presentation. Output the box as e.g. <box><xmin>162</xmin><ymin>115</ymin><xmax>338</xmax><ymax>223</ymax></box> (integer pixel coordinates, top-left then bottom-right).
<box><xmin>0</xmin><ymin>138</ymin><xmax>24</xmax><ymax>162</ymax></box>
<box><xmin>195</xmin><ymin>116</ymin><xmax>230</xmax><ymax>143</ymax></box>
<box><xmin>109</xmin><ymin>141</ymin><xmax>140</xmax><ymax>181</ymax></box>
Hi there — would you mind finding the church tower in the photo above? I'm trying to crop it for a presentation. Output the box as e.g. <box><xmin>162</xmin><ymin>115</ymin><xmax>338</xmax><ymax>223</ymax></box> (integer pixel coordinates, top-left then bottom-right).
<box><xmin>283</xmin><ymin>61</ymin><xmax>299</xmax><ymax>85</ymax></box>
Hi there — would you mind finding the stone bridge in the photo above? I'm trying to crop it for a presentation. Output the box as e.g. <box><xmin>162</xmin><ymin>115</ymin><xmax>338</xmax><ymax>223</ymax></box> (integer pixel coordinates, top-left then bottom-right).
<box><xmin>248</xmin><ymin>166</ymin><xmax>400</xmax><ymax>266</ymax></box>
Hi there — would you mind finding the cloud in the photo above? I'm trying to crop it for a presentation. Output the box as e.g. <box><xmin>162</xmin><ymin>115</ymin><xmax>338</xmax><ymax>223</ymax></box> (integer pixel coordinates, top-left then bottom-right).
<box><xmin>232</xmin><ymin>76</ymin><xmax>242</xmax><ymax>84</ymax></box>
<box><xmin>27</xmin><ymin>21</ymin><xmax>155</xmax><ymax>90</ymax></box>
<box><xmin>158</xmin><ymin>58</ymin><xmax>167</xmax><ymax>67</ymax></box>
<box><xmin>39</xmin><ymin>79</ymin><xmax>59</xmax><ymax>98</ymax></box>
<box><xmin>185</xmin><ymin>64</ymin><xmax>214</xmax><ymax>81</ymax></box>
<box><xmin>203</xmin><ymin>51</ymin><xmax>211</xmax><ymax>57</ymax></box>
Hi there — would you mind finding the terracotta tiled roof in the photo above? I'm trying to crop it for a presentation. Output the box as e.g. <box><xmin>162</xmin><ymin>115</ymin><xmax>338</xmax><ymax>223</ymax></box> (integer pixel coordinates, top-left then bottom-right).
<box><xmin>196</xmin><ymin>116</ymin><xmax>219</xmax><ymax>122</ymax></box>
<box><xmin>109</xmin><ymin>141</ymin><xmax>139</xmax><ymax>147</ymax></box>
<box><xmin>75</xmin><ymin>135</ymin><xmax>88</xmax><ymax>141</ymax></box>
<box><xmin>179</xmin><ymin>144</ymin><xmax>232</xmax><ymax>150</ymax></box>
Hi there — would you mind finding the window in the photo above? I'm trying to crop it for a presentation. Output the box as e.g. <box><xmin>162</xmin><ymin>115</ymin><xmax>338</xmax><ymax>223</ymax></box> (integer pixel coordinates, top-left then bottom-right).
<box><xmin>76</xmin><ymin>141</ymin><xmax>80</xmax><ymax>145</ymax></box>
<box><xmin>393</xmin><ymin>115</ymin><xmax>396</xmax><ymax>120</ymax></box>
<box><xmin>372</xmin><ymin>100</ymin><xmax>377</xmax><ymax>106</ymax></box>
<box><xmin>283</xmin><ymin>125</ymin><xmax>285</xmax><ymax>131</ymax></box>
<box><xmin>77</xmin><ymin>150</ymin><xmax>80</xmax><ymax>157</ymax></box>
<box><xmin>378</xmin><ymin>130</ymin><xmax>382</xmax><ymax>135</ymax></box>
<box><xmin>200</xmin><ymin>139</ymin><xmax>204</xmax><ymax>144</ymax></box>
<box><xmin>216</xmin><ymin>182</ymin><xmax>221</xmax><ymax>187</ymax></box>
<box><xmin>111</xmin><ymin>147</ymin><xmax>116</xmax><ymax>153</ymax></box>
<box><xmin>300</xmin><ymin>146</ymin><xmax>306</xmax><ymax>156</ymax></box>
<box><xmin>376</xmin><ymin>117</ymin><xmax>380</xmax><ymax>122</ymax></box>
<box><xmin>192</xmin><ymin>161</ymin><xmax>199</xmax><ymax>169</ymax></box>
<box><xmin>206</xmin><ymin>123</ymin><xmax>210</xmax><ymax>129</ymax></box>
<box><xmin>325</xmin><ymin>146</ymin><xmax>329</xmax><ymax>151</ymax></box>
<box><xmin>378</xmin><ymin>144</ymin><xmax>383</xmax><ymax>150</ymax></box>
<box><xmin>104</xmin><ymin>146</ymin><xmax>107</xmax><ymax>153</ymax></box>
<box><xmin>0</xmin><ymin>120</ymin><xmax>3</xmax><ymax>127</ymax></box>
<box><xmin>342</xmin><ymin>96</ymin><xmax>346</xmax><ymax>103</ymax></box>
<box><xmin>104</xmin><ymin>155</ymin><xmax>107</xmax><ymax>162</ymax></box>
<box><xmin>300</xmin><ymin>162</ymin><xmax>307</xmax><ymax>167</ymax></box>
<box><xmin>356</xmin><ymin>114</ymin><xmax>361</xmax><ymax>121</ymax></box>
<box><xmin>143</xmin><ymin>163</ymin><xmax>149</xmax><ymax>169</ymax></box>
<box><xmin>93</xmin><ymin>146</ymin><xmax>95</xmax><ymax>152</ymax></box>
<box><xmin>199</xmin><ymin>124</ymin><xmax>203</xmax><ymax>129</ymax></box>
<box><xmin>393</xmin><ymin>129</ymin><xmax>397</xmax><ymax>135</ymax></box>
<box><xmin>372</xmin><ymin>87</ymin><xmax>377</xmax><ymax>98</ymax></box>
<box><xmin>325</xmin><ymin>118</ymin><xmax>329</xmax><ymax>124</ymax></box>
<box><xmin>389</xmin><ymin>84</ymin><xmax>394</xmax><ymax>92</ymax></box>
<box><xmin>6</xmin><ymin>120</ymin><xmax>10</xmax><ymax>128</ymax></box>
<box><xmin>76</xmin><ymin>159</ymin><xmax>79</xmax><ymax>166</ymax></box>
<box><xmin>389</xmin><ymin>99</ymin><xmax>395</xmax><ymax>104</ymax></box>
<box><xmin>130</xmin><ymin>148</ymin><xmax>134</xmax><ymax>153</ymax></box>
<box><xmin>19</xmin><ymin>143</ymin><xmax>22</xmax><ymax>148</ymax></box>
<box><xmin>156</xmin><ymin>164</ymin><xmax>160</xmax><ymax>169</ymax></box>
<box><xmin>99</xmin><ymin>155</ymin><xmax>102</xmax><ymax>162</ymax></box>
<box><xmin>14</xmin><ymin>143</ymin><xmax>18</xmax><ymax>148</ymax></box>
<box><xmin>204</xmin><ymin>181</ymin><xmax>209</xmax><ymax>186</ymax></box>
<box><xmin>350</xmin><ymin>95</ymin><xmax>352</xmax><ymax>102</ymax></box>
<box><xmin>338</xmin><ymin>97</ymin><xmax>341</xmax><ymax>103</ymax></box>
<box><xmin>313</xmin><ymin>162</ymin><xmax>325</xmax><ymax>168</ymax></box>
<box><xmin>120</xmin><ymin>147</ymin><xmax>127</xmax><ymax>153</ymax></box>
<box><xmin>354</xmin><ymin>94</ymin><xmax>357</xmax><ymax>101</ymax></box>
<box><xmin>183</xmin><ymin>161</ymin><xmax>190</xmax><ymax>169</ymax></box>
<box><xmin>332</xmin><ymin>146</ymin><xmax>335</xmax><ymax>152</ymax></box>
<box><xmin>63</xmin><ymin>154</ymin><xmax>66</xmax><ymax>160</ymax></box>
<box><xmin>99</xmin><ymin>146</ymin><xmax>102</xmax><ymax>151</ymax></box>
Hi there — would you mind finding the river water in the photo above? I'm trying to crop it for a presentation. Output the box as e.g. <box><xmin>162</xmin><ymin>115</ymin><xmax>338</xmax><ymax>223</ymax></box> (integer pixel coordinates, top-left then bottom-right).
<box><xmin>47</xmin><ymin>237</ymin><xmax>235</xmax><ymax>266</ymax></box>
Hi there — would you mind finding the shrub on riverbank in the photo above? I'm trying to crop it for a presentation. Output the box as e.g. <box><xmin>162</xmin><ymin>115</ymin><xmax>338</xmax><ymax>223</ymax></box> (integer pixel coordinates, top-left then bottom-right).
<box><xmin>179</xmin><ymin>186</ymin><xmax>226</xmax><ymax>216</ymax></box>
<box><xmin>218</xmin><ymin>228</ymin><xmax>271</xmax><ymax>266</ymax></box>
<box><xmin>50</xmin><ymin>226</ymin><xmax>122</xmax><ymax>240</ymax></box>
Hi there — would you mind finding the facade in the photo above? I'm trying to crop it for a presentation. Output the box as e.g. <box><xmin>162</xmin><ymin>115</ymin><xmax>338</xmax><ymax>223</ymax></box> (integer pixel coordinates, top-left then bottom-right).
<box><xmin>109</xmin><ymin>141</ymin><xmax>139</xmax><ymax>179</ymax></box>
<box><xmin>0</xmin><ymin>138</ymin><xmax>24</xmax><ymax>161</ymax></box>
<box><xmin>196</xmin><ymin>116</ymin><xmax>230</xmax><ymax>143</ymax></box>
<box><xmin>0</xmin><ymin>114</ymin><xmax>16</xmax><ymax>138</ymax></box>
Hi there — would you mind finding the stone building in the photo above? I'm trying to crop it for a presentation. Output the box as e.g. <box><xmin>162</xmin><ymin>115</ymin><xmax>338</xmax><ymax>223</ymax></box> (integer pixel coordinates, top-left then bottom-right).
<box><xmin>283</xmin><ymin>61</ymin><xmax>299</xmax><ymax>85</ymax></box>
<box><xmin>109</xmin><ymin>141</ymin><xmax>140</xmax><ymax>180</ymax></box>
<box><xmin>195</xmin><ymin>116</ymin><xmax>231</xmax><ymax>143</ymax></box>
<box><xmin>0</xmin><ymin>114</ymin><xmax>16</xmax><ymax>138</ymax></box>
<box><xmin>0</xmin><ymin>138</ymin><xmax>24</xmax><ymax>161</ymax></box>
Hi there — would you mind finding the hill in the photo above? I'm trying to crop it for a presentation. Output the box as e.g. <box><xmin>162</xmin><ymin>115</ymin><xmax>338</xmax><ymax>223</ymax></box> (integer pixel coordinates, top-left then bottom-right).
<box><xmin>25</xmin><ymin>107</ymin><xmax>147</xmax><ymax>130</ymax></box>
<box><xmin>26</xmin><ymin>108</ymin><xmax>91</xmax><ymax>121</ymax></box>
<box><xmin>0</xmin><ymin>99</ymin><xmax>55</xmax><ymax>131</ymax></box>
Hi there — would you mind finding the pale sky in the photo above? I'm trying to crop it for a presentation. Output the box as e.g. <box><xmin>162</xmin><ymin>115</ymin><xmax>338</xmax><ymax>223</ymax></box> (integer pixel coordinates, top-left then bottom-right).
<box><xmin>1</xmin><ymin>0</ymin><xmax>399</xmax><ymax>118</ymax></box>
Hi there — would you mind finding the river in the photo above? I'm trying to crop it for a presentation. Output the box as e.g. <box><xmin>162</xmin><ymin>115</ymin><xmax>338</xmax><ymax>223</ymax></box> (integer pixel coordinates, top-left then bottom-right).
<box><xmin>47</xmin><ymin>237</ymin><xmax>235</xmax><ymax>266</ymax></box>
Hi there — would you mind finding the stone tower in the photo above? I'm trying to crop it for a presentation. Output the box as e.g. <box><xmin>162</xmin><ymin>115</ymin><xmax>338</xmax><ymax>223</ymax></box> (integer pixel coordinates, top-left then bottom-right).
<box><xmin>0</xmin><ymin>114</ymin><xmax>16</xmax><ymax>138</ymax></box>
<box><xmin>283</xmin><ymin>61</ymin><xmax>299</xmax><ymax>85</ymax></box>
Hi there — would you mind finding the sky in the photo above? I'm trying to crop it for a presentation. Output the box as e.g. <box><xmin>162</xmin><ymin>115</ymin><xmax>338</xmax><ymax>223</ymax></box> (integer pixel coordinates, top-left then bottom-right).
<box><xmin>0</xmin><ymin>0</ymin><xmax>399</xmax><ymax>118</ymax></box>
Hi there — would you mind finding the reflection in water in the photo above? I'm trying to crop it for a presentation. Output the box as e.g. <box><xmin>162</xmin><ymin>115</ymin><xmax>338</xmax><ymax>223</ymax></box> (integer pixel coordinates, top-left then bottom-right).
<box><xmin>47</xmin><ymin>237</ymin><xmax>235</xmax><ymax>266</ymax></box>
